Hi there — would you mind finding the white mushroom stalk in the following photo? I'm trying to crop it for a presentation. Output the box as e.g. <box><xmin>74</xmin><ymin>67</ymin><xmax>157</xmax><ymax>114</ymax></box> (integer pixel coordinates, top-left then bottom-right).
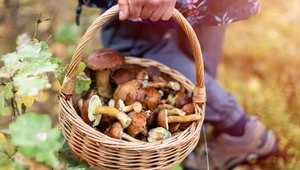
<box><xmin>88</xmin><ymin>95</ymin><xmax>132</xmax><ymax>128</ymax></box>
<box><xmin>116</xmin><ymin>99</ymin><xmax>143</xmax><ymax>113</ymax></box>
<box><xmin>147</xmin><ymin>81</ymin><xmax>181</xmax><ymax>91</ymax></box>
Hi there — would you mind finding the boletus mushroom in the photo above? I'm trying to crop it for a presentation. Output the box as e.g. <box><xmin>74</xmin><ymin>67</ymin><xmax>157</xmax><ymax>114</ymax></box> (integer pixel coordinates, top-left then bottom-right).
<box><xmin>84</xmin><ymin>48</ymin><xmax>125</xmax><ymax>98</ymax></box>
<box><xmin>145</xmin><ymin>66</ymin><xmax>163</xmax><ymax>82</ymax></box>
<box><xmin>87</xmin><ymin>95</ymin><xmax>132</xmax><ymax>128</ymax></box>
<box><xmin>126</xmin><ymin>110</ymin><xmax>149</xmax><ymax>137</ymax></box>
<box><xmin>113</xmin><ymin>66</ymin><xmax>140</xmax><ymax>85</ymax></box>
<box><xmin>108</xmin><ymin>122</ymin><xmax>140</xmax><ymax>142</ymax></box>
<box><xmin>113</xmin><ymin>69</ymin><xmax>149</xmax><ymax>102</ymax></box>
<box><xmin>147</xmin><ymin>127</ymin><xmax>172</xmax><ymax>142</ymax></box>
<box><xmin>157</xmin><ymin>109</ymin><xmax>201</xmax><ymax>131</ymax></box>
<box><xmin>115</xmin><ymin>99</ymin><xmax>143</xmax><ymax>113</ymax></box>
<box><xmin>124</xmin><ymin>88</ymin><xmax>162</xmax><ymax>111</ymax></box>
<box><xmin>179</xmin><ymin>103</ymin><xmax>196</xmax><ymax>131</ymax></box>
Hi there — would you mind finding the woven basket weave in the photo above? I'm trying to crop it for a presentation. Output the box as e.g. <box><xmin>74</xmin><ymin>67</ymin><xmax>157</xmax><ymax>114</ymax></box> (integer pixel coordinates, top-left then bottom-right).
<box><xmin>58</xmin><ymin>5</ymin><xmax>206</xmax><ymax>170</ymax></box>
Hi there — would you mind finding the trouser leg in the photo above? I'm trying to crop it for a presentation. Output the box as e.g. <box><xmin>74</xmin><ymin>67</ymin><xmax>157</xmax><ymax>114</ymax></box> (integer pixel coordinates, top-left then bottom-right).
<box><xmin>101</xmin><ymin>17</ymin><xmax>246</xmax><ymax>131</ymax></box>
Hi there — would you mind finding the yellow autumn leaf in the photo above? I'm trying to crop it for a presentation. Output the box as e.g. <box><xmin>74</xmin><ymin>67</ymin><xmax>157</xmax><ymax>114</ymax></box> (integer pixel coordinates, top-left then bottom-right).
<box><xmin>15</xmin><ymin>95</ymin><xmax>35</xmax><ymax>107</ymax></box>
<box><xmin>15</xmin><ymin>90</ymin><xmax>43</xmax><ymax>107</ymax></box>
<box><xmin>0</xmin><ymin>132</ymin><xmax>15</xmax><ymax>160</ymax></box>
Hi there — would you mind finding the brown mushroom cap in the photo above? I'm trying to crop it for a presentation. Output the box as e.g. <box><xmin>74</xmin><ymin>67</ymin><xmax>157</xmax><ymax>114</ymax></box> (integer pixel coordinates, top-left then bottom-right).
<box><xmin>81</xmin><ymin>98</ymin><xmax>92</xmax><ymax>125</ymax></box>
<box><xmin>126</xmin><ymin>110</ymin><xmax>148</xmax><ymax>137</ymax></box>
<box><xmin>108</xmin><ymin>122</ymin><xmax>140</xmax><ymax>142</ymax></box>
<box><xmin>145</xmin><ymin>66</ymin><xmax>162</xmax><ymax>82</ymax></box>
<box><xmin>113</xmin><ymin>67</ymin><xmax>140</xmax><ymax>85</ymax></box>
<box><xmin>84</xmin><ymin>48</ymin><xmax>125</xmax><ymax>71</ymax></box>
<box><xmin>113</xmin><ymin>79</ymin><xmax>140</xmax><ymax>102</ymax></box>
<box><xmin>174</xmin><ymin>92</ymin><xmax>191</xmax><ymax>108</ymax></box>
<box><xmin>157</xmin><ymin>109</ymin><xmax>168</xmax><ymax>130</ymax></box>
<box><xmin>179</xmin><ymin>103</ymin><xmax>196</xmax><ymax>131</ymax></box>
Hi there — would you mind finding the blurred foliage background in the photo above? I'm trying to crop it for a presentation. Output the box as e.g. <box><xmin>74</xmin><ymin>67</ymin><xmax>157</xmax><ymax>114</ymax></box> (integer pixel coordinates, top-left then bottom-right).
<box><xmin>0</xmin><ymin>0</ymin><xmax>299</xmax><ymax>169</ymax></box>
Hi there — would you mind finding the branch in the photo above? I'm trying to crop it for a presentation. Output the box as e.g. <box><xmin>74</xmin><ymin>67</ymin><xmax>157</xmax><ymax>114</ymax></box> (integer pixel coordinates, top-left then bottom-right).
<box><xmin>33</xmin><ymin>13</ymin><xmax>53</xmax><ymax>39</ymax></box>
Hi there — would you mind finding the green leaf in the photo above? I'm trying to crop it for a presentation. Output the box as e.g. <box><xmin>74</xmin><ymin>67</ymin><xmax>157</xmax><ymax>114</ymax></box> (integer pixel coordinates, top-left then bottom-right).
<box><xmin>0</xmin><ymin>67</ymin><xmax>10</xmax><ymax>78</ymax></box>
<box><xmin>56</xmin><ymin>65</ymin><xmax>68</xmax><ymax>85</ymax></box>
<box><xmin>16</xmin><ymin>60</ymin><xmax>58</xmax><ymax>77</ymax></box>
<box><xmin>0</xmin><ymin>133</ymin><xmax>15</xmax><ymax>167</ymax></box>
<box><xmin>9</xmin><ymin>112</ymin><xmax>61</xmax><ymax>169</ymax></box>
<box><xmin>76</xmin><ymin>62</ymin><xmax>86</xmax><ymax>76</ymax></box>
<box><xmin>1</xmin><ymin>82</ymin><xmax>14</xmax><ymax>98</ymax></box>
<box><xmin>17</xmin><ymin>41</ymin><xmax>52</xmax><ymax>60</ymax></box>
<box><xmin>0</xmin><ymin>82</ymin><xmax>14</xmax><ymax>115</ymax></box>
<box><xmin>1</xmin><ymin>52</ymin><xmax>24</xmax><ymax>78</ymax></box>
<box><xmin>14</xmin><ymin>76</ymin><xmax>51</xmax><ymax>96</ymax></box>
<box><xmin>16</xmin><ymin>34</ymin><xmax>31</xmax><ymax>49</ymax></box>
<box><xmin>74</xmin><ymin>72</ymin><xmax>91</xmax><ymax>94</ymax></box>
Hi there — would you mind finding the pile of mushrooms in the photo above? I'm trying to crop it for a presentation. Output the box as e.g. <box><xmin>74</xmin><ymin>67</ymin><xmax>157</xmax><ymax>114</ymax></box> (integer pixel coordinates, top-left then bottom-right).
<box><xmin>77</xmin><ymin>48</ymin><xmax>202</xmax><ymax>143</ymax></box>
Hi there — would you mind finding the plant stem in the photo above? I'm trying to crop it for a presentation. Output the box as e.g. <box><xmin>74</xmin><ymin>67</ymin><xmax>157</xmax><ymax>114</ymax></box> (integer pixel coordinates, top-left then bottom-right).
<box><xmin>33</xmin><ymin>13</ymin><xmax>52</xmax><ymax>39</ymax></box>
<box><xmin>10</xmin><ymin>88</ymin><xmax>20</xmax><ymax>121</ymax></box>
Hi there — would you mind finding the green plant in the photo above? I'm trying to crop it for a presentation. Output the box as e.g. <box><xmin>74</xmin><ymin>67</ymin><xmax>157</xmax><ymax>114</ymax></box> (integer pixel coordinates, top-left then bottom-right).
<box><xmin>0</xmin><ymin>16</ymin><xmax>91</xmax><ymax>169</ymax></box>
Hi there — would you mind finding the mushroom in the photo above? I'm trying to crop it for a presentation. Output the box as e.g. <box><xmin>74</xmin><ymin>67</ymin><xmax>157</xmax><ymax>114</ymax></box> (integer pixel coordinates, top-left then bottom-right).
<box><xmin>87</xmin><ymin>95</ymin><xmax>132</xmax><ymax>128</ymax></box>
<box><xmin>84</xmin><ymin>48</ymin><xmax>125</xmax><ymax>98</ymax></box>
<box><xmin>160</xmin><ymin>94</ymin><xmax>175</xmax><ymax>105</ymax></box>
<box><xmin>81</xmin><ymin>96</ymin><xmax>116</xmax><ymax>131</ymax></box>
<box><xmin>157</xmin><ymin>104</ymin><xmax>186</xmax><ymax>116</ymax></box>
<box><xmin>147</xmin><ymin>108</ymin><xmax>159</xmax><ymax>129</ymax></box>
<box><xmin>115</xmin><ymin>99</ymin><xmax>143</xmax><ymax>113</ymax></box>
<box><xmin>147</xmin><ymin>127</ymin><xmax>172</xmax><ymax>142</ymax></box>
<box><xmin>113</xmin><ymin>79</ymin><xmax>140</xmax><ymax>102</ymax></box>
<box><xmin>157</xmin><ymin>109</ymin><xmax>201</xmax><ymax>130</ymax></box>
<box><xmin>80</xmin><ymin>98</ymin><xmax>92</xmax><ymax>125</ymax></box>
<box><xmin>179</xmin><ymin>103</ymin><xmax>196</xmax><ymax>131</ymax></box>
<box><xmin>113</xmin><ymin>69</ymin><xmax>149</xmax><ymax>102</ymax></box>
<box><xmin>136</xmin><ymin>70</ymin><xmax>149</xmax><ymax>88</ymax></box>
<box><xmin>124</xmin><ymin>88</ymin><xmax>162</xmax><ymax>111</ymax></box>
<box><xmin>126</xmin><ymin>110</ymin><xmax>148</xmax><ymax>137</ymax></box>
<box><xmin>145</xmin><ymin>66</ymin><xmax>163</xmax><ymax>82</ymax></box>
<box><xmin>146</xmin><ymin>81</ymin><xmax>181</xmax><ymax>91</ymax></box>
<box><xmin>113</xmin><ymin>67</ymin><xmax>140</xmax><ymax>85</ymax></box>
<box><xmin>174</xmin><ymin>92</ymin><xmax>191</xmax><ymax>108</ymax></box>
<box><xmin>108</xmin><ymin>122</ymin><xmax>140</xmax><ymax>142</ymax></box>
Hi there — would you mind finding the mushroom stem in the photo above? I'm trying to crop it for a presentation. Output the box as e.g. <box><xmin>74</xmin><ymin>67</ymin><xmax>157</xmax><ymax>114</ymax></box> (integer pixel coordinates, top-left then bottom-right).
<box><xmin>147</xmin><ymin>81</ymin><xmax>181</xmax><ymax>91</ymax></box>
<box><xmin>116</xmin><ymin>99</ymin><xmax>143</xmax><ymax>113</ymax></box>
<box><xmin>157</xmin><ymin>104</ymin><xmax>186</xmax><ymax>116</ymax></box>
<box><xmin>94</xmin><ymin>106</ymin><xmax>132</xmax><ymax>128</ymax></box>
<box><xmin>95</xmin><ymin>70</ymin><xmax>112</xmax><ymax>98</ymax></box>
<box><xmin>109</xmin><ymin>122</ymin><xmax>141</xmax><ymax>142</ymax></box>
<box><xmin>168</xmin><ymin>114</ymin><xmax>202</xmax><ymax>123</ymax></box>
<box><xmin>121</xmin><ymin>133</ymin><xmax>141</xmax><ymax>142</ymax></box>
<box><xmin>160</xmin><ymin>94</ymin><xmax>175</xmax><ymax>105</ymax></box>
<box><xmin>158</xmin><ymin>104</ymin><xmax>176</xmax><ymax>110</ymax></box>
<box><xmin>167</xmin><ymin>108</ymin><xmax>186</xmax><ymax>116</ymax></box>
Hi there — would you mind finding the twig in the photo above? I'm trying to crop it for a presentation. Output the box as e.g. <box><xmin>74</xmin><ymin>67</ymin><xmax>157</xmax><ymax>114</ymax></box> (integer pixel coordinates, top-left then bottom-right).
<box><xmin>45</xmin><ymin>34</ymin><xmax>52</xmax><ymax>43</ymax></box>
<box><xmin>33</xmin><ymin>13</ymin><xmax>52</xmax><ymax>39</ymax></box>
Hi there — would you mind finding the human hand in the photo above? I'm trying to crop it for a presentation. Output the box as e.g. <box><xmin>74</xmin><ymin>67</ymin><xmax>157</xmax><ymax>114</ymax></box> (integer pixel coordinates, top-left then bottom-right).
<box><xmin>118</xmin><ymin>0</ymin><xmax>176</xmax><ymax>21</ymax></box>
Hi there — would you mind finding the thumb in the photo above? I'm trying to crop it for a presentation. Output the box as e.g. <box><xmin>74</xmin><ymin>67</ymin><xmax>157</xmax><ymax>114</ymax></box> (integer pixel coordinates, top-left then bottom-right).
<box><xmin>118</xmin><ymin>0</ymin><xmax>129</xmax><ymax>20</ymax></box>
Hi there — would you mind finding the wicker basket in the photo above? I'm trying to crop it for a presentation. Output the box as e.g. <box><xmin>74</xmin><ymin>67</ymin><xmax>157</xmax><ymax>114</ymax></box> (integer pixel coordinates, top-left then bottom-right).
<box><xmin>59</xmin><ymin>5</ymin><xmax>206</xmax><ymax>170</ymax></box>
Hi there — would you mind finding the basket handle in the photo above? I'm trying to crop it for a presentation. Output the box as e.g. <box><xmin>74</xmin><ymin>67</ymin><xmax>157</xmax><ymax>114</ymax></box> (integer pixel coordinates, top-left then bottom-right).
<box><xmin>60</xmin><ymin>5</ymin><xmax>206</xmax><ymax>103</ymax></box>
